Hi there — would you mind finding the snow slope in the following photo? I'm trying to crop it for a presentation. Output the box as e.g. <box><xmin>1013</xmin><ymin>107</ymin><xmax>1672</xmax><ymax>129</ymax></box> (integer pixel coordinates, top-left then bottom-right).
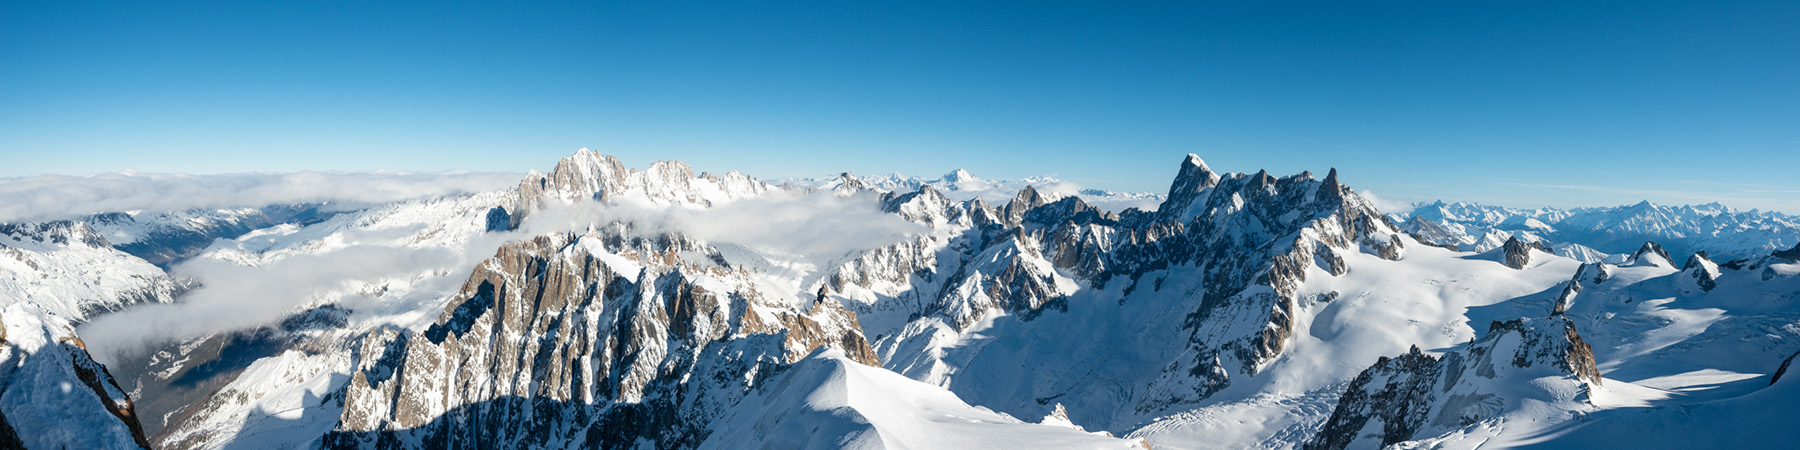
<box><xmin>701</xmin><ymin>348</ymin><xmax>1146</xmax><ymax>450</ymax></box>
<box><xmin>0</xmin><ymin>303</ymin><xmax>152</xmax><ymax>449</ymax></box>
<box><xmin>1307</xmin><ymin>242</ymin><xmax>1800</xmax><ymax>449</ymax></box>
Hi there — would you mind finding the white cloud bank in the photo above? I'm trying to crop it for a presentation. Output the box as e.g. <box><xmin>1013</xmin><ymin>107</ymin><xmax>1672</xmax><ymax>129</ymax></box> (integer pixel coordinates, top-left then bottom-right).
<box><xmin>79</xmin><ymin>244</ymin><xmax>467</xmax><ymax>361</ymax></box>
<box><xmin>0</xmin><ymin>170</ymin><xmax>523</xmax><ymax>223</ymax></box>
<box><xmin>78</xmin><ymin>188</ymin><xmax>926</xmax><ymax>362</ymax></box>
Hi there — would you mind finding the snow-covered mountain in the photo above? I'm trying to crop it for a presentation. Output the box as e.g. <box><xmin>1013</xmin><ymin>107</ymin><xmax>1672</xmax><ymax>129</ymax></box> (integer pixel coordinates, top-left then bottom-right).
<box><xmin>780</xmin><ymin>169</ymin><xmax>1163</xmax><ymax>213</ymax></box>
<box><xmin>1397</xmin><ymin>200</ymin><xmax>1800</xmax><ymax>262</ymax></box>
<box><xmin>0</xmin><ymin>205</ymin><xmax>334</xmax><ymax>322</ymax></box>
<box><xmin>1</xmin><ymin>149</ymin><xmax>1795</xmax><ymax>449</ymax></box>
<box><xmin>0</xmin><ymin>220</ymin><xmax>177</xmax><ymax>321</ymax></box>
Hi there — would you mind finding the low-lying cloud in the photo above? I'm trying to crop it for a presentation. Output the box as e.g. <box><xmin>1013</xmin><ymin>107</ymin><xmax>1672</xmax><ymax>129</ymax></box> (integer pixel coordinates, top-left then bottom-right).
<box><xmin>78</xmin><ymin>188</ymin><xmax>928</xmax><ymax>362</ymax></box>
<box><xmin>0</xmin><ymin>170</ymin><xmax>522</xmax><ymax>223</ymax></box>
<box><xmin>79</xmin><ymin>244</ymin><xmax>467</xmax><ymax>362</ymax></box>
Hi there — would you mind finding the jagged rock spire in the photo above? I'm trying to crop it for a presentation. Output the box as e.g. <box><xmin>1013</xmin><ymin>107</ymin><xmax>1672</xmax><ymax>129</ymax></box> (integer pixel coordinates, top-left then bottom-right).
<box><xmin>1003</xmin><ymin>185</ymin><xmax>1048</xmax><ymax>224</ymax></box>
<box><xmin>1156</xmin><ymin>154</ymin><xmax>1223</xmax><ymax>220</ymax></box>
<box><xmin>1167</xmin><ymin>154</ymin><xmax>1221</xmax><ymax>199</ymax></box>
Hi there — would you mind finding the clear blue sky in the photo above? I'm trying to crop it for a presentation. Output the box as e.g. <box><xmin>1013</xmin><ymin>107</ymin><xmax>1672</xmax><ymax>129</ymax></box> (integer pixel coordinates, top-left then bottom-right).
<box><xmin>3</xmin><ymin>1</ymin><xmax>1797</xmax><ymax>211</ymax></box>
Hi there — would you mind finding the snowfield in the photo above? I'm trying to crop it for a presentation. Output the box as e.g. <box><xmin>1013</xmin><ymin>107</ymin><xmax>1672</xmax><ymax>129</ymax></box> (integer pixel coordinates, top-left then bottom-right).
<box><xmin>701</xmin><ymin>349</ymin><xmax>1146</xmax><ymax>450</ymax></box>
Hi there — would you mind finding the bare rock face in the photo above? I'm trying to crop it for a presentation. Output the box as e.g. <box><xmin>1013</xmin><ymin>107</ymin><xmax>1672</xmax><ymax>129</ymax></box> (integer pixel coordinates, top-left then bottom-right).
<box><xmin>1501</xmin><ymin>236</ymin><xmax>1551</xmax><ymax>269</ymax></box>
<box><xmin>1304</xmin><ymin>316</ymin><xmax>1601</xmax><ymax>450</ymax></box>
<box><xmin>0</xmin><ymin>304</ymin><xmax>152</xmax><ymax>450</ymax></box>
<box><xmin>324</xmin><ymin>229</ymin><xmax>877</xmax><ymax>449</ymax></box>
<box><xmin>1302</xmin><ymin>346</ymin><xmax>1441</xmax><ymax>450</ymax></box>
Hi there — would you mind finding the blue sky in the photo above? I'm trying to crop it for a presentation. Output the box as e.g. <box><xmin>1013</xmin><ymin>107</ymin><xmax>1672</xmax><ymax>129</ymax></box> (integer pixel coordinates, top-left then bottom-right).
<box><xmin>3</xmin><ymin>1</ymin><xmax>1797</xmax><ymax>211</ymax></box>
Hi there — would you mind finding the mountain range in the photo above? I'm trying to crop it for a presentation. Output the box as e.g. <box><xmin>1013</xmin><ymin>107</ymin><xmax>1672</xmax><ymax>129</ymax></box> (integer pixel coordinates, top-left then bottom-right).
<box><xmin>1</xmin><ymin>149</ymin><xmax>1795</xmax><ymax>449</ymax></box>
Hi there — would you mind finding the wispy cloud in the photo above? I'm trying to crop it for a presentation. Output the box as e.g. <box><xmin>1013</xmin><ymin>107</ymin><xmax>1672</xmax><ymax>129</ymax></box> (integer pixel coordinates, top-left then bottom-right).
<box><xmin>0</xmin><ymin>170</ymin><xmax>522</xmax><ymax>223</ymax></box>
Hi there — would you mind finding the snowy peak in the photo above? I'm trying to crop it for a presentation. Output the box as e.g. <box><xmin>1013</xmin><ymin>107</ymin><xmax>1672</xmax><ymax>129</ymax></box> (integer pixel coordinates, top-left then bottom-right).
<box><xmin>1181</xmin><ymin>153</ymin><xmax>1218</xmax><ymax>186</ymax></box>
<box><xmin>540</xmin><ymin>147</ymin><xmax>629</xmax><ymax>201</ymax></box>
<box><xmin>1681</xmin><ymin>251</ymin><xmax>1721</xmax><ymax>291</ymax></box>
<box><xmin>1626</xmin><ymin>241</ymin><xmax>1675</xmax><ymax>267</ymax></box>
<box><xmin>1002</xmin><ymin>185</ymin><xmax>1049</xmax><ymax>223</ymax></box>
<box><xmin>1157</xmin><ymin>153</ymin><xmax>1222</xmax><ymax>218</ymax></box>
<box><xmin>512</xmin><ymin>149</ymin><xmax>777</xmax><ymax>224</ymax></box>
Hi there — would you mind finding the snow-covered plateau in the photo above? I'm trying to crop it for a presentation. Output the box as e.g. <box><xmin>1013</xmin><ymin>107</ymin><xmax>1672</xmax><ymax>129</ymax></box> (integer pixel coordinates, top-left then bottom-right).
<box><xmin>0</xmin><ymin>149</ymin><xmax>1794</xmax><ymax>449</ymax></box>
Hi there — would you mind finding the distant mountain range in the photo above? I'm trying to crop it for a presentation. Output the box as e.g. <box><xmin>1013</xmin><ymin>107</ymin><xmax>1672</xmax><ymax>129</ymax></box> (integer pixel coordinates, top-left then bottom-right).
<box><xmin>1394</xmin><ymin>200</ymin><xmax>1800</xmax><ymax>262</ymax></box>
<box><xmin>777</xmin><ymin>169</ymin><xmax>1164</xmax><ymax>213</ymax></box>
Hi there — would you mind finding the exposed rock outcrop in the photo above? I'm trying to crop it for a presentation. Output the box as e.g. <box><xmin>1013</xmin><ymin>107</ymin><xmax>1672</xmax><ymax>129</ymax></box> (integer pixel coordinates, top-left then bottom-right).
<box><xmin>1772</xmin><ymin>350</ymin><xmax>1800</xmax><ymax>386</ymax></box>
<box><xmin>1773</xmin><ymin>243</ymin><xmax>1800</xmax><ymax>262</ymax></box>
<box><xmin>1304</xmin><ymin>316</ymin><xmax>1601</xmax><ymax>450</ymax></box>
<box><xmin>324</xmin><ymin>228</ymin><xmax>877</xmax><ymax>449</ymax></box>
<box><xmin>1501</xmin><ymin>236</ymin><xmax>1551</xmax><ymax>269</ymax></box>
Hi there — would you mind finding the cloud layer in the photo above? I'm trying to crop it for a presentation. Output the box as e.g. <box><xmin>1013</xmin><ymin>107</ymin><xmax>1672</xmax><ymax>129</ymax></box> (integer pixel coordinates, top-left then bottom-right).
<box><xmin>76</xmin><ymin>188</ymin><xmax>927</xmax><ymax>363</ymax></box>
<box><xmin>78</xmin><ymin>244</ymin><xmax>467</xmax><ymax>361</ymax></box>
<box><xmin>0</xmin><ymin>170</ymin><xmax>522</xmax><ymax>223</ymax></box>
<box><xmin>522</xmin><ymin>191</ymin><xmax>928</xmax><ymax>262</ymax></box>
